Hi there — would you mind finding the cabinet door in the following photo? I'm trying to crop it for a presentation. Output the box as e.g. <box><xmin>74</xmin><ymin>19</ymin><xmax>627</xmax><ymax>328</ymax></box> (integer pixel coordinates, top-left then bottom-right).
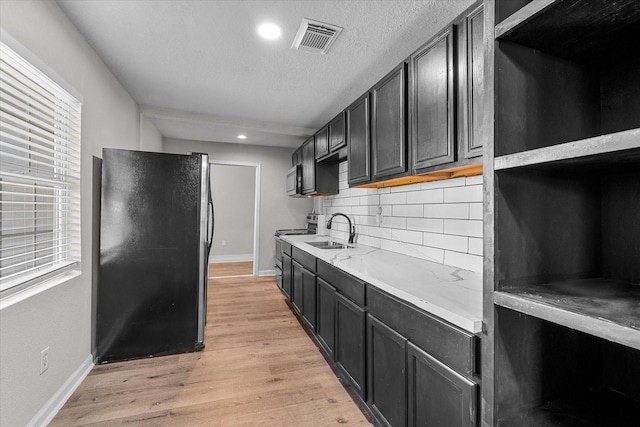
<box><xmin>329</xmin><ymin>111</ymin><xmax>346</xmax><ymax>152</ymax></box>
<box><xmin>407</xmin><ymin>341</ymin><xmax>478</xmax><ymax>427</ymax></box>
<box><xmin>301</xmin><ymin>137</ymin><xmax>315</xmax><ymax>194</ymax></box>
<box><xmin>457</xmin><ymin>4</ymin><xmax>484</xmax><ymax>159</ymax></box>
<box><xmin>336</xmin><ymin>292</ymin><xmax>366</xmax><ymax>397</ymax></box>
<box><xmin>410</xmin><ymin>26</ymin><xmax>455</xmax><ymax>173</ymax></box>
<box><xmin>316</xmin><ymin>278</ymin><xmax>336</xmax><ymax>359</ymax></box>
<box><xmin>372</xmin><ymin>62</ymin><xmax>408</xmax><ymax>180</ymax></box>
<box><xmin>292</xmin><ymin>260</ymin><xmax>303</xmax><ymax>314</ymax></box>
<box><xmin>315</xmin><ymin>126</ymin><xmax>329</xmax><ymax>160</ymax></box>
<box><xmin>292</xmin><ymin>147</ymin><xmax>302</xmax><ymax>167</ymax></box>
<box><xmin>282</xmin><ymin>254</ymin><xmax>292</xmax><ymax>299</ymax></box>
<box><xmin>301</xmin><ymin>267</ymin><xmax>316</xmax><ymax>332</ymax></box>
<box><xmin>347</xmin><ymin>93</ymin><xmax>371</xmax><ymax>186</ymax></box>
<box><xmin>367</xmin><ymin>315</ymin><xmax>407</xmax><ymax>427</ymax></box>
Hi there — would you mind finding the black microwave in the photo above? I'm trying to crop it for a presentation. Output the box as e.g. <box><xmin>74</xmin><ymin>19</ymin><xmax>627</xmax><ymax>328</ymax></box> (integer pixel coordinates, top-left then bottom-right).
<box><xmin>286</xmin><ymin>165</ymin><xmax>303</xmax><ymax>196</ymax></box>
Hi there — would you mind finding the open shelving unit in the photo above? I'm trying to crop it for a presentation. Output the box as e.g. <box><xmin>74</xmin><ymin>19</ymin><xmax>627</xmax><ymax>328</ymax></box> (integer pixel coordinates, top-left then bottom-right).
<box><xmin>483</xmin><ymin>0</ymin><xmax>640</xmax><ymax>425</ymax></box>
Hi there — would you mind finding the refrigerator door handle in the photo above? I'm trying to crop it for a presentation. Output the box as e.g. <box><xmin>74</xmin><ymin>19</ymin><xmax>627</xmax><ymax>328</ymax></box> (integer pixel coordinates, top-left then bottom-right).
<box><xmin>207</xmin><ymin>199</ymin><xmax>214</xmax><ymax>253</ymax></box>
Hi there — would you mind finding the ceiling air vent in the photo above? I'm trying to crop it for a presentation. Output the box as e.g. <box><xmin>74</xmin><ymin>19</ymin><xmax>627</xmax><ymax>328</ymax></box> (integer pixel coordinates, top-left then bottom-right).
<box><xmin>292</xmin><ymin>18</ymin><xmax>343</xmax><ymax>54</ymax></box>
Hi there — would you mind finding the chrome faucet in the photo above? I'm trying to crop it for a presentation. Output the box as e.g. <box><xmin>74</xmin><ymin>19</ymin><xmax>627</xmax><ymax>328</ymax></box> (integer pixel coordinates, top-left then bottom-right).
<box><xmin>326</xmin><ymin>213</ymin><xmax>356</xmax><ymax>244</ymax></box>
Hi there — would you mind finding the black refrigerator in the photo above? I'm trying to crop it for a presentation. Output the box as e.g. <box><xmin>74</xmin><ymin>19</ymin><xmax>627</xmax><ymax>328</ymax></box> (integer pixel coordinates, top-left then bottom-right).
<box><xmin>96</xmin><ymin>149</ymin><xmax>213</xmax><ymax>363</ymax></box>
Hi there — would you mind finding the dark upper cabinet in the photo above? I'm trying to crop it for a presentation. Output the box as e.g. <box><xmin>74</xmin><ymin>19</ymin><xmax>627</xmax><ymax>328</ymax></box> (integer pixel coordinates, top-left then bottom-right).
<box><xmin>297</xmin><ymin>134</ymin><xmax>338</xmax><ymax>196</ymax></box>
<box><xmin>347</xmin><ymin>93</ymin><xmax>371</xmax><ymax>186</ymax></box>
<box><xmin>329</xmin><ymin>111</ymin><xmax>346</xmax><ymax>152</ymax></box>
<box><xmin>292</xmin><ymin>146</ymin><xmax>302</xmax><ymax>167</ymax></box>
<box><xmin>407</xmin><ymin>341</ymin><xmax>478</xmax><ymax>427</ymax></box>
<box><xmin>457</xmin><ymin>4</ymin><xmax>484</xmax><ymax>159</ymax></box>
<box><xmin>371</xmin><ymin>62</ymin><xmax>409</xmax><ymax>181</ymax></box>
<box><xmin>315</xmin><ymin>126</ymin><xmax>329</xmax><ymax>160</ymax></box>
<box><xmin>301</xmin><ymin>137</ymin><xmax>315</xmax><ymax>194</ymax></box>
<box><xmin>410</xmin><ymin>25</ymin><xmax>456</xmax><ymax>174</ymax></box>
<box><xmin>367</xmin><ymin>314</ymin><xmax>408</xmax><ymax>427</ymax></box>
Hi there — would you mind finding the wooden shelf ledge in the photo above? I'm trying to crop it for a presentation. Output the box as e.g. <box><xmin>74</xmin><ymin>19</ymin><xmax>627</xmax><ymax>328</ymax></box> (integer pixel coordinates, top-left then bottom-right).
<box><xmin>356</xmin><ymin>163</ymin><xmax>482</xmax><ymax>189</ymax></box>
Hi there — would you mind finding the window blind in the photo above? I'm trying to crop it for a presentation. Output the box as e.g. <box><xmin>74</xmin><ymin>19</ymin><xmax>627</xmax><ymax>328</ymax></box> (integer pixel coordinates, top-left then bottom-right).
<box><xmin>0</xmin><ymin>42</ymin><xmax>81</xmax><ymax>295</ymax></box>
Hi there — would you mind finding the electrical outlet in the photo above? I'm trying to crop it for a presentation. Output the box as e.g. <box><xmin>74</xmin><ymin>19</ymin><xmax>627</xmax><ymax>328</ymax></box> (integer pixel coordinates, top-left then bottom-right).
<box><xmin>40</xmin><ymin>347</ymin><xmax>49</xmax><ymax>374</ymax></box>
<box><xmin>221</xmin><ymin>240</ymin><xmax>227</xmax><ymax>246</ymax></box>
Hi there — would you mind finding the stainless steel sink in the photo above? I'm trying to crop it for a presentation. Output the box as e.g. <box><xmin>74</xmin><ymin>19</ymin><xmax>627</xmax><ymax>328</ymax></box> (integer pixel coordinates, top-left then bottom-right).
<box><xmin>305</xmin><ymin>240</ymin><xmax>353</xmax><ymax>250</ymax></box>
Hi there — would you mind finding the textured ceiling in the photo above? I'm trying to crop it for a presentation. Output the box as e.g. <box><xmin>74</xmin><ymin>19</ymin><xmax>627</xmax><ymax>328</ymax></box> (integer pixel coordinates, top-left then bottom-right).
<box><xmin>56</xmin><ymin>0</ymin><xmax>474</xmax><ymax>148</ymax></box>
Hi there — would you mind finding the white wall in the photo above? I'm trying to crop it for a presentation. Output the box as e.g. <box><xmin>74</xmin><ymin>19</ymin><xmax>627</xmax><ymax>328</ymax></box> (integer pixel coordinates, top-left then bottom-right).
<box><xmin>0</xmin><ymin>1</ymin><xmax>161</xmax><ymax>425</ymax></box>
<box><xmin>164</xmin><ymin>138</ymin><xmax>313</xmax><ymax>274</ymax></box>
<box><xmin>318</xmin><ymin>161</ymin><xmax>483</xmax><ymax>272</ymax></box>
<box><xmin>210</xmin><ymin>164</ymin><xmax>255</xmax><ymax>261</ymax></box>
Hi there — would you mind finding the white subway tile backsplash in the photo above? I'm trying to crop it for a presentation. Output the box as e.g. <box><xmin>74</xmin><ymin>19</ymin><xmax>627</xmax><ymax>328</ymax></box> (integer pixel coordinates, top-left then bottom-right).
<box><xmin>469</xmin><ymin>203</ymin><xmax>483</xmax><ymax>220</ymax></box>
<box><xmin>465</xmin><ymin>175</ymin><xmax>483</xmax><ymax>186</ymax></box>
<box><xmin>407</xmin><ymin>218</ymin><xmax>444</xmax><ymax>233</ymax></box>
<box><xmin>444</xmin><ymin>185</ymin><xmax>483</xmax><ymax>203</ymax></box>
<box><xmin>380</xmin><ymin>216</ymin><xmax>407</xmax><ymax>229</ymax></box>
<box><xmin>423</xmin><ymin>232</ymin><xmax>468</xmax><ymax>252</ymax></box>
<box><xmin>421</xmin><ymin>176</ymin><xmax>466</xmax><ymax>190</ymax></box>
<box><xmin>380</xmin><ymin>239</ymin><xmax>445</xmax><ymax>264</ymax></box>
<box><xmin>392</xmin><ymin>228</ymin><xmax>423</xmax><ymax>245</ymax></box>
<box><xmin>444</xmin><ymin>219</ymin><xmax>483</xmax><ymax>238</ymax></box>
<box><xmin>406</xmin><ymin>189</ymin><xmax>444</xmax><ymax>204</ymax></box>
<box><xmin>322</xmin><ymin>160</ymin><xmax>483</xmax><ymax>272</ymax></box>
<box><xmin>424</xmin><ymin>203</ymin><xmax>469</xmax><ymax>219</ymax></box>
<box><xmin>392</xmin><ymin>204</ymin><xmax>424</xmax><ymax>218</ymax></box>
<box><xmin>360</xmin><ymin>194</ymin><xmax>380</xmax><ymax>205</ymax></box>
<box><xmin>358</xmin><ymin>235</ymin><xmax>381</xmax><ymax>248</ymax></box>
<box><xmin>380</xmin><ymin>192</ymin><xmax>407</xmax><ymax>205</ymax></box>
<box><xmin>468</xmin><ymin>237</ymin><xmax>483</xmax><ymax>255</ymax></box>
<box><xmin>351</xmin><ymin>206</ymin><xmax>370</xmax><ymax>216</ymax></box>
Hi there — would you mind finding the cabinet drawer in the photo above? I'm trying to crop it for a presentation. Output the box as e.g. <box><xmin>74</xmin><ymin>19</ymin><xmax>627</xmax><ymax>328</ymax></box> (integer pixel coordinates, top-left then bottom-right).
<box><xmin>292</xmin><ymin>246</ymin><xmax>316</xmax><ymax>272</ymax></box>
<box><xmin>367</xmin><ymin>285</ymin><xmax>476</xmax><ymax>376</ymax></box>
<box><xmin>282</xmin><ymin>241</ymin><xmax>292</xmax><ymax>256</ymax></box>
<box><xmin>317</xmin><ymin>259</ymin><xmax>365</xmax><ymax>306</ymax></box>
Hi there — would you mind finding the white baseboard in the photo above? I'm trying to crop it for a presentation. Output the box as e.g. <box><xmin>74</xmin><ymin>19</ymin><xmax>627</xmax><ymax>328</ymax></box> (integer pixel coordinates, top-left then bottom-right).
<box><xmin>28</xmin><ymin>354</ymin><xmax>93</xmax><ymax>427</ymax></box>
<box><xmin>209</xmin><ymin>254</ymin><xmax>253</xmax><ymax>263</ymax></box>
<box><xmin>258</xmin><ymin>269</ymin><xmax>276</xmax><ymax>276</ymax></box>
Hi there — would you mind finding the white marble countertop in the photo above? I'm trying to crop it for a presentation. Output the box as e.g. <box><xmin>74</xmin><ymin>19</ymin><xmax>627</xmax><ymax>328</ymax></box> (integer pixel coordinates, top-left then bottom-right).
<box><xmin>280</xmin><ymin>234</ymin><xmax>483</xmax><ymax>333</ymax></box>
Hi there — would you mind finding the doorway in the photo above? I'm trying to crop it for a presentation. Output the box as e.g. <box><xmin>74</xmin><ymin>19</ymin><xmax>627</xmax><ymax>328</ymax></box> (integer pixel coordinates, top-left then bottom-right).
<box><xmin>208</xmin><ymin>160</ymin><xmax>261</xmax><ymax>277</ymax></box>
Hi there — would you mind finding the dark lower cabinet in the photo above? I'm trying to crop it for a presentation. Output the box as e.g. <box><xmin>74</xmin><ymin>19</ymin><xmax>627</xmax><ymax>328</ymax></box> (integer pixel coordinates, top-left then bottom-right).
<box><xmin>282</xmin><ymin>254</ymin><xmax>292</xmax><ymax>299</ymax></box>
<box><xmin>367</xmin><ymin>315</ymin><xmax>407</xmax><ymax>427</ymax></box>
<box><xmin>316</xmin><ymin>278</ymin><xmax>336</xmax><ymax>358</ymax></box>
<box><xmin>336</xmin><ymin>292</ymin><xmax>366</xmax><ymax>397</ymax></box>
<box><xmin>407</xmin><ymin>341</ymin><xmax>478</xmax><ymax>427</ymax></box>
<box><xmin>301</xmin><ymin>267</ymin><xmax>316</xmax><ymax>332</ymax></box>
<box><xmin>292</xmin><ymin>260</ymin><xmax>303</xmax><ymax>314</ymax></box>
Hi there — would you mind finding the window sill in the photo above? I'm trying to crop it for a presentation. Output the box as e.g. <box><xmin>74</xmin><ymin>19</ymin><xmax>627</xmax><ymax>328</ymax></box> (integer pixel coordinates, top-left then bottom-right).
<box><xmin>0</xmin><ymin>269</ymin><xmax>81</xmax><ymax>310</ymax></box>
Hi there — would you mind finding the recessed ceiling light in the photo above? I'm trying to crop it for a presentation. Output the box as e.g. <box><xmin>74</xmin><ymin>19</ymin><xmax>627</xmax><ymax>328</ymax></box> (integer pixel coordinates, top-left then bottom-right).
<box><xmin>237</xmin><ymin>134</ymin><xmax>247</xmax><ymax>140</ymax></box>
<box><xmin>257</xmin><ymin>23</ymin><xmax>282</xmax><ymax>40</ymax></box>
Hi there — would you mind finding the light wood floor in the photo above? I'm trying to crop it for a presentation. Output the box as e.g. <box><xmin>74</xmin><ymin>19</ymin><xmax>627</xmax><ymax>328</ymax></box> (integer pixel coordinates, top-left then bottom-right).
<box><xmin>51</xmin><ymin>264</ymin><xmax>372</xmax><ymax>426</ymax></box>
<box><xmin>209</xmin><ymin>261</ymin><xmax>253</xmax><ymax>278</ymax></box>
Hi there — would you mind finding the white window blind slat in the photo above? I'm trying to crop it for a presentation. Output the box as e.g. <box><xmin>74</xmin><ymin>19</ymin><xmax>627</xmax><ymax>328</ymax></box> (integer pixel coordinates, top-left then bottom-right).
<box><xmin>0</xmin><ymin>79</ymin><xmax>77</xmax><ymax>130</ymax></box>
<box><xmin>0</xmin><ymin>67</ymin><xmax>79</xmax><ymax>121</ymax></box>
<box><xmin>0</xmin><ymin>41</ymin><xmax>81</xmax><ymax>295</ymax></box>
<box><xmin>1</xmin><ymin>119</ymin><xmax>81</xmax><ymax>160</ymax></box>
